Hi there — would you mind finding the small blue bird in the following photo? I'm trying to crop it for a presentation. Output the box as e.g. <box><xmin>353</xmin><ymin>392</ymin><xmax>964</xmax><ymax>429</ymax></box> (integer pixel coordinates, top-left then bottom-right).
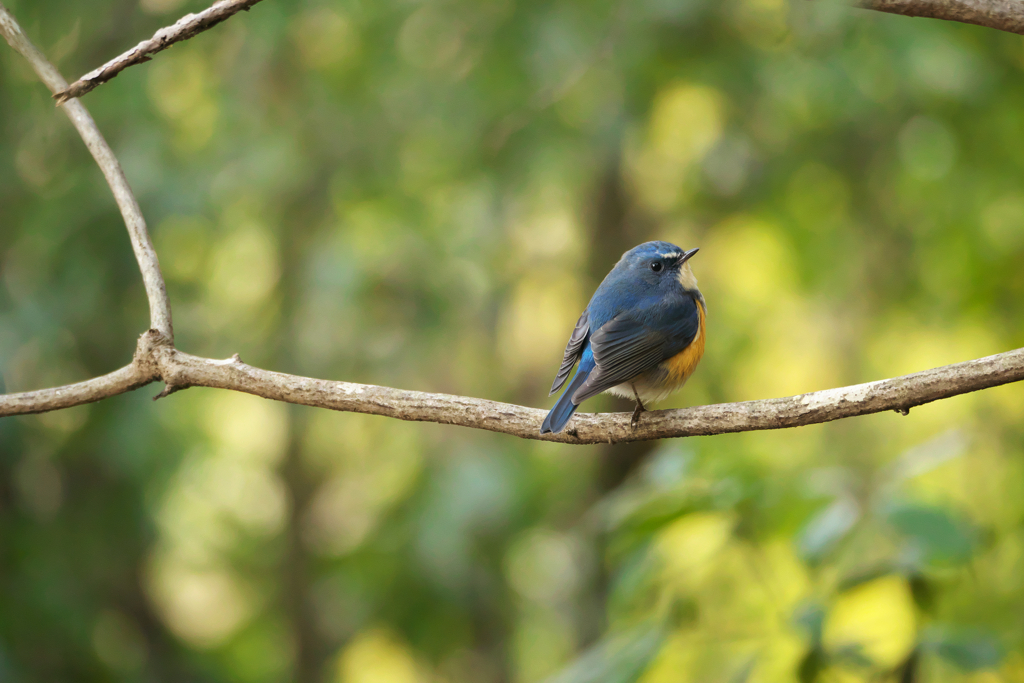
<box><xmin>541</xmin><ymin>241</ymin><xmax>706</xmax><ymax>434</ymax></box>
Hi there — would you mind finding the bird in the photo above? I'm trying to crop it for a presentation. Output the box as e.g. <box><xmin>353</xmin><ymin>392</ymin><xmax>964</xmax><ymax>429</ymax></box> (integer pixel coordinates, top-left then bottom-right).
<box><xmin>540</xmin><ymin>241</ymin><xmax>706</xmax><ymax>435</ymax></box>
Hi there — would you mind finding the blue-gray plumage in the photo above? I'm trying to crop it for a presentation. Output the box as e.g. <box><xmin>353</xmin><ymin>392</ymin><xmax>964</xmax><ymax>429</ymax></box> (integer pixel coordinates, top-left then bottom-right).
<box><xmin>541</xmin><ymin>241</ymin><xmax>706</xmax><ymax>435</ymax></box>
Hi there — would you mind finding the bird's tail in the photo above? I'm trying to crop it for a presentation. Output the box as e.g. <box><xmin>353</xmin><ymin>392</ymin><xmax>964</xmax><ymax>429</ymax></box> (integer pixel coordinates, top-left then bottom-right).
<box><xmin>541</xmin><ymin>369</ymin><xmax>589</xmax><ymax>434</ymax></box>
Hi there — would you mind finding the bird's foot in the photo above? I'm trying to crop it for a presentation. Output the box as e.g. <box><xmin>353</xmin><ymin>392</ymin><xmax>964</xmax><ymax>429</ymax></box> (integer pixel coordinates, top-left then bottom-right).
<box><xmin>630</xmin><ymin>403</ymin><xmax>646</xmax><ymax>430</ymax></box>
<box><xmin>630</xmin><ymin>386</ymin><xmax>645</xmax><ymax>430</ymax></box>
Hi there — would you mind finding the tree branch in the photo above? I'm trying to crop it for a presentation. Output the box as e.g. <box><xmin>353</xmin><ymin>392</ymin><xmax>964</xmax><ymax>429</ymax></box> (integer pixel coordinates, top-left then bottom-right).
<box><xmin>53</xmin><ymin>0</ymin><xmax>266</xmax><ymax>104</ymax></box>
<box><xmin>854</xmin><ymin>0</ymin><xmax>1024</xmax><ymax>35</ymax></box>
<box><xmin>3</xmin><ymin>332</ymin><xmax>1022</xmax><ymax>445</ymax></box>
<box><xmin>3</xmin><ymin>1</ymin><xmax>1023</xmax><ymax>444</ymax></box>
<box><xmin>0</xmin><ymin>2</ymin><xmax>174</xmax><ymax>340</ymax></box>
<box><xmin>0</xmin><ymin>334</ymin><xmax>163</xmax><ymax>415</ymax></box>
<box><xmin>147</xmin><ymin>344</ymin><xmax>1024</xmax><ymax>443</ymax></box>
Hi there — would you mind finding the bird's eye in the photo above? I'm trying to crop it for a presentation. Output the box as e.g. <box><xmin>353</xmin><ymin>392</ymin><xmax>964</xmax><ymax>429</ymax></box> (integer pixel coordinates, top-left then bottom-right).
<box><xmin>650</xmin><ymin>261</ymin><xmax>663</xmax><ymax>272</ymax></box>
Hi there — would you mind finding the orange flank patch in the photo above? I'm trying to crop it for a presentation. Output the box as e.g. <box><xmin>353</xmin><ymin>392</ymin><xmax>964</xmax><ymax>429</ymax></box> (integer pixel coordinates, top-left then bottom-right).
<box><xmin>664</xmin><ymin>299</ymin><xmax>706</xmax><ymax>383</ymax></box>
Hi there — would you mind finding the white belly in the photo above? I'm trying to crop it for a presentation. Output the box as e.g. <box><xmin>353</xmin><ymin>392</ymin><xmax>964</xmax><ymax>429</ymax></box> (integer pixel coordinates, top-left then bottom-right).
<box><xmin>606</xmin><ymin>370</ymin><xmax>690</xmax><ymax>404</ymax></box>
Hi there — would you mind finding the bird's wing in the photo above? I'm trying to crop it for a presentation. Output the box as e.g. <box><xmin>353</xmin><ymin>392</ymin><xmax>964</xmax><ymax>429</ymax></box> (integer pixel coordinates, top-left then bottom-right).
<box><xmin>549</xmin><ymin>309</ymin><xmax>590</xmax><ymax>395</ymax></box>
<box><xmin>572</xmin><ymin>296</ymin><xmax>701</xmax><ymax>404</ymax></box>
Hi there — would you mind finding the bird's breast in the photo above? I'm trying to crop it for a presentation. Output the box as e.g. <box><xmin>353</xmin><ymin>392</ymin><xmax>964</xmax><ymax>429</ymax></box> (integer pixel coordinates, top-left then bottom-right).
<box><xmin>661</xmin><ymin>297</ymin><xmax>706</xmax><ymax>384</ymax></box>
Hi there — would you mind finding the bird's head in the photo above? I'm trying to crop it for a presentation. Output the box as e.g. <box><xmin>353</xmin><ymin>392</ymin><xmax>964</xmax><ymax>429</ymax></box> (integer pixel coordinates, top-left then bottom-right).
<box><xmin>617</xmin><ymin>241</ymin><xmax>700</xmax><ymax>292</ymax></box>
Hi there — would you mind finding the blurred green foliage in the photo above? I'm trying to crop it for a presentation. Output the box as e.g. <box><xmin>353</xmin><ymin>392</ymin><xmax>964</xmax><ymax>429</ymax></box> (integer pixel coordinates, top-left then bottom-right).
<box><xmin>2</xmin><ymin>0</ymin><xmax>1024</xmax><ymax>681</ymax></box>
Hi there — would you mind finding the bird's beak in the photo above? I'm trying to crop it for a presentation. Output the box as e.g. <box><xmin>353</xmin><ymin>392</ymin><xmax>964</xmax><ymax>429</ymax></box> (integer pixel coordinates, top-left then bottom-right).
<box><xmin>679</xmin><ymin>247</ymin><xmax>699</xmax><ymax>264</ymax></box>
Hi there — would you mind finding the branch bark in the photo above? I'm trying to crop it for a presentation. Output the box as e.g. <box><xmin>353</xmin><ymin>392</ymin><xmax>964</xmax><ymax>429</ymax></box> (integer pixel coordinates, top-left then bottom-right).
<box><xmin>2</xmin><ymin>332</ymin><xmax>1022</xmax><ymax>445</ymax></box>
<box><xmin>854</xmin><ymin>0</ymin><xmax>1024</xmax><ymax>35</ymax></box>
<box><xmin>53</xmin><ymin>0</ymin><xmax>266</xmax><ymax>104</ymax></box>
<box><xmin>0</xmin><ymin>2</ymin><xmax>174</xmax><ymax>340</ymax></box>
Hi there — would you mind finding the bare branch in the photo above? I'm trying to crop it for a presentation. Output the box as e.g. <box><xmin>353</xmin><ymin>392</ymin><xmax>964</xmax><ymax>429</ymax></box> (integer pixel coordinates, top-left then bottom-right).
<box><xmin>53</xmin><ymin>0</ymin><xmax>266</xmax><ymax>104</ymax></box>
<box><xmin>854</xmin><ymin>0</ymin><xmax>1024</xmax><ymax>34</ymax></box>
<box><xmin>3</xmin><ymin>333</ymin><xmax>1021</xmax><ymax>445</ymax></box>
<box><xmin>0</xmin><ymin>3</ymin><xmax>174</xmax><ymax>340</ymax></box>
<box><xmin>0</xmin><ymin>333</ymin><xmax>164</xmax><ymax>416</ymax></box>
<box><xmin>0</xmin><ymin>365</ymin><xmax>147</xmax><ymax>415</ymax></box>
<box><xmin>3</xmin><ymin>0</ymin><xmax>1023</xmax><ymax>443</ymax></box>
<box><xmin>150</xmin><ymin>346</ymin><xmax>1024</xmax><ymax>443</ymax></box>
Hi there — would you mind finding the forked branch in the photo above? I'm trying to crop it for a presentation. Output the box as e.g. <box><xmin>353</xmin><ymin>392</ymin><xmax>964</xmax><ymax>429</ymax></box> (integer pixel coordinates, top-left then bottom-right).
<box><xmin>1</xmin><ymin>1</ymin><xmax>1023</xmax><ymax>444</ymax></box>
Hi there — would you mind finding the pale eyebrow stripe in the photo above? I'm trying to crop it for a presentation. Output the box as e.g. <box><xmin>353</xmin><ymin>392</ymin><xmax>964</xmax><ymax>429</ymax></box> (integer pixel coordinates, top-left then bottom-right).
<box><xmin>659</xmin><ymin>252</ymin><xmax>681</xmax><ymax>259</ymax></box>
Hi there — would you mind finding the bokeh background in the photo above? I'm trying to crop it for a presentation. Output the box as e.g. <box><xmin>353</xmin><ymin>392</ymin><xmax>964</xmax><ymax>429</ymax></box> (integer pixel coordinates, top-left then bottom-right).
<box><xmin>2</xmin><ymin>0</ymin><xmax>1024</xmax><ymax>680</ymax></box>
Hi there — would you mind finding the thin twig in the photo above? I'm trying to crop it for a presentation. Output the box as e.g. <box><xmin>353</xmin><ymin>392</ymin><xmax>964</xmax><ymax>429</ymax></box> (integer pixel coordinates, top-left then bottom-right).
<box><xmin>53</xmin><ymin>0</ymin><xmax>265</xmax><ymax>104</ymax></box>
<box><xmin>853</xmin><ymin>0</ymin><xmax>1024</xmax><ymax>35</ymax></box>
<box><xmin>0</xmin><ymin>333</ymin><xmax>164</xmax><ymax>414</ymax></box>
<box><xmin>0</xmin><ymin>364</ymin><xmax>148</xmax><ymax>414</ymax></box>
<box><xmin>0</xmin><ymin>3</ymin><xmax>174</xmax><ymax>340</ymax></box>
<box><xmin>2</xmin><ymin>332</ymin><xmax>1022</xmax><ymax>445</ymax></box>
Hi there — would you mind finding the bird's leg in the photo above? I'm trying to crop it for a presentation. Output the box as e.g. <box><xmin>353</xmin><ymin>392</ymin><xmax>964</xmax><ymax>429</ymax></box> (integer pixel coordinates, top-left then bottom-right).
<box><xmin>630</xmin><ymin>384</ymin><xmax>646</xmax><ymax>430</ymax></box>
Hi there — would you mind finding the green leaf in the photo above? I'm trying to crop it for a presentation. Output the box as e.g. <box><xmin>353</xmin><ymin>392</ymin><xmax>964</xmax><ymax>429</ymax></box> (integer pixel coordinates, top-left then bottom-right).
<box><xmin>885</xmin><ymin>502</ymin><xmax>975</xmax><ymax>566</ymax></box>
